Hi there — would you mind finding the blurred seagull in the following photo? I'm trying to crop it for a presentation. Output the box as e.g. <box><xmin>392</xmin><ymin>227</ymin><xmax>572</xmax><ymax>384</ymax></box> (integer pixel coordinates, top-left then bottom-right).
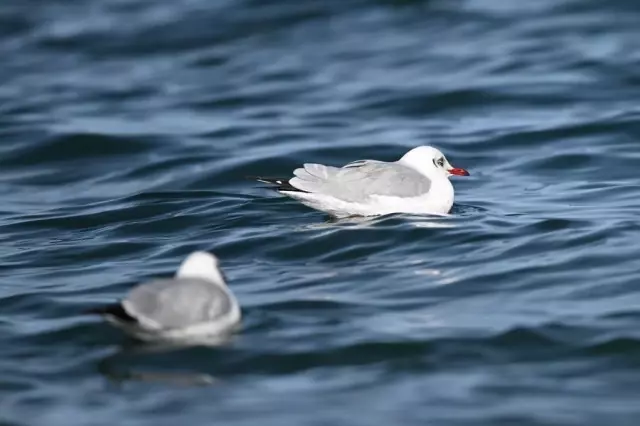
<box><xmin>255</xmin><ymin>146</ymin><xmax>469</xmax><ymax>217</ymax></box>
<box><xmin>87</xmin><ymin>251</ymin><xmax>241</xmax><ymax>343</ymax></box>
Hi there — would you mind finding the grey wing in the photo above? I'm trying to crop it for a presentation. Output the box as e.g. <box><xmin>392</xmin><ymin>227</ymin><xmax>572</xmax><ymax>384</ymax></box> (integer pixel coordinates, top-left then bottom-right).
<box><xmin>123</xmin><ymin>278</ymin><xmax>234</xmax><ymax>330</ymax></box>
<box><xmin>289</xmin><ymin>161</ymin><xmax>431</xmax><ymax>202</ymax></box>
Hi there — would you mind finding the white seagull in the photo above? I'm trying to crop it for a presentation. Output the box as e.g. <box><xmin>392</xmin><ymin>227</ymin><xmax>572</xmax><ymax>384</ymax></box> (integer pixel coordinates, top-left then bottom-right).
<box><xmin>255</xmin><ymin>146</ymin><xmax>469</xmax><ymax>218</ymax></box>
<box><xmin>87</xmin><ymin>251</ymin><xmax>241</xmax><ymax>343</ymax></box>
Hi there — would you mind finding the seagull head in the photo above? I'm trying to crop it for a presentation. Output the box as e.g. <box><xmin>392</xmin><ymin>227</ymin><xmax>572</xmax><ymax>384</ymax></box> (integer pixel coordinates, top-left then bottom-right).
<box><xmin>399</xmin><ymin>146</ymin><xmax>469</xmax><ymax>179</ymax></box>
<box><xmin>176</xmin><ymin>251</ymin><xmax>227</xmax><ymax>285</ymax></box>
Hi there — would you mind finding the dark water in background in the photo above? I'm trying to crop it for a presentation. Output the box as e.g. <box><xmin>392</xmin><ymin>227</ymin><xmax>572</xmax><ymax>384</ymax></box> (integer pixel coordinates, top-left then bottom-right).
<box><xmin>1</xmin><ymin>0</ymin><xmax>640</xmax><ymax>424</ymax></box>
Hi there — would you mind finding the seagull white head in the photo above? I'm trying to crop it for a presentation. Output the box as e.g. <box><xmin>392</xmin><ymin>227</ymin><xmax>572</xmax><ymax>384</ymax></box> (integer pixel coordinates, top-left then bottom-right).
<box><xmin>176</xmin><ymin>251</ymin><xmax>226</xmax><ymax>285</ymax></box>
<box><xmin>398</xmin><ymin>146</ymin><xmax>469</xmax><ymax>179</ymax></box>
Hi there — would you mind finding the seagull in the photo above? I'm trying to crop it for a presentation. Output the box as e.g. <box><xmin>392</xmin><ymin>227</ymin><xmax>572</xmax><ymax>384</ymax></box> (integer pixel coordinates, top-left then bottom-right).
<box><xmin>255</xmin><ymin>146</ymin><xmax>469</xmax><ymax>218</ymax></box>
<box><xmin>87</xmin><ymin>251</ymin><xmax>241</xmax><ymax>343</ymax></box>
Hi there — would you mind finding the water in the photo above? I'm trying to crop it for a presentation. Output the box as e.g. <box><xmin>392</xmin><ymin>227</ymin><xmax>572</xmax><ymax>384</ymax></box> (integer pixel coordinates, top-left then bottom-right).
<box><xmin>1</xmin><ymin>0</ymin><xmax>640</xmax><ymax>424</ymax></box>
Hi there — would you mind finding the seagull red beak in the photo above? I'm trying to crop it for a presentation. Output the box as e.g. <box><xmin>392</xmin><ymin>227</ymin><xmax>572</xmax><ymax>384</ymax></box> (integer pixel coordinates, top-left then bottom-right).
<box><xmin>448</xmin><ymin>167</ymin><xmax>469</xmax><ymax>176</ymax></box>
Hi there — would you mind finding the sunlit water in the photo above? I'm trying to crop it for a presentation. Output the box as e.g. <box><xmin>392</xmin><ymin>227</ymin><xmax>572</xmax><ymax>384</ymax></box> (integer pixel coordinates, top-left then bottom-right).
<box><xmin>1</xmin><ymin>0</ymin><xmax>640</xmax><ymax>425</ymax></box>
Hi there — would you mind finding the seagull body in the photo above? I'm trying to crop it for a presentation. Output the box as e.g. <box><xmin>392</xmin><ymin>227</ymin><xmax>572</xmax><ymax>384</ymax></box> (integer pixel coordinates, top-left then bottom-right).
<box><xmin>88</xmin><ymin>252</ymin><xmax>241</xmax><ymax>342</ymax></box>
<box><xmin>256</xmin><ymin>146</ymin><xmax>469</xmax><ymax>218</ymax></box>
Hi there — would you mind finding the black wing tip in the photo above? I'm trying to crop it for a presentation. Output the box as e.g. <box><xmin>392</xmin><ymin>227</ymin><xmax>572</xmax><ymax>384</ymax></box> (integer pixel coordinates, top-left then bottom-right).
<box><xmin>84</xmin><ymin>303</ymin><xmax>138</xmax><ymax>323</ymax></box>
<box><xmin>250</xmin><ymin>176</ymin><xmax>307</xmax><ymax>193</ymax></box>
<box><xmin>246</xmin><ymin>175</ymin><xmax>286</xmax><ymax>184</ymax></box>
<box><xmin>252</xmin><ymin>176</ymin><xmax>286</xmax><ymax>185</ymax></box>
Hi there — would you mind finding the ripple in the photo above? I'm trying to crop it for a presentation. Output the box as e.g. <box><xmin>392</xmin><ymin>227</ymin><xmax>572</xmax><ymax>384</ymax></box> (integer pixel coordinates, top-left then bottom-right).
<box><xmin>0</xmin><ymin>133</ymin><xmax>155</xmax><ymax>167</ymax></box>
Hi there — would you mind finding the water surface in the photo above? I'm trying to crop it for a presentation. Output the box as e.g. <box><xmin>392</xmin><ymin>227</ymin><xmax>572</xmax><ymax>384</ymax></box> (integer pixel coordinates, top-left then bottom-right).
<box><xmin>1</xmin><ymin>0</ymin><xmax>640</xmax><ymax>425</ymax></box>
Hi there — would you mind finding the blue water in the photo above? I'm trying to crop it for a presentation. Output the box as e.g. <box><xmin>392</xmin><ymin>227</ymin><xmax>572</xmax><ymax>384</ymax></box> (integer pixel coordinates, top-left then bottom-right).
<box><xmin>1</xmin><ymin>0</ymin><xmax>640</xmax><ymax>425</ymax></box>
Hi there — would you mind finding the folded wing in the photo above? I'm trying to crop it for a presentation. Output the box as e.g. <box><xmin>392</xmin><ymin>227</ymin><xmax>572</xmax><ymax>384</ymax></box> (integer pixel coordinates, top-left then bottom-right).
<box><xmin>289</xmin><ymin>160</ymin><xmax>431</xmax><ymax>202</ymax></box>
<box><xmin>122</xmin><ymin>278</ymin><xmax>235</xmax><ymax>330</ymax></box>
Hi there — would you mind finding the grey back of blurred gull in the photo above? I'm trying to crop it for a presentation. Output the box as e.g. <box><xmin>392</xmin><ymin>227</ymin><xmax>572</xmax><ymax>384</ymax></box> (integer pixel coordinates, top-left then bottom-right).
<box><xmin>124</xmin><ymin>277</ymin><xmax>234</xmax><ymax>330</ymax></box>
<box><xmin>89</xmin><ymin>251</ymin><xmax>241</xmax><ymax>342</ymax></box>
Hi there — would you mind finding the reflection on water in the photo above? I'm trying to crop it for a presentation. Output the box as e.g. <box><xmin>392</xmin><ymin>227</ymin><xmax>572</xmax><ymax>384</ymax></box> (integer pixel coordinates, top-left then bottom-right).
<box><xmin>96</xmin><ymin>337</ymin><xmax>235</xmax><ymax>386</ymax></box>
<box><xmin>298</xmin><ymin>213</ymin><xmax>457</xmax><ymax>230</ymax></box>
<box><xmin>99</xmin><ymin>364</ymin><xmax>217</xmax><ymax>387</ymax></box>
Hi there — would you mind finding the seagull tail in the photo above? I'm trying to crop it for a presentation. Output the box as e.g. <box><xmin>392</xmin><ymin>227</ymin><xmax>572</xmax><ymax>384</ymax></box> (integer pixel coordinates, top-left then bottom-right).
<box><xmin>83</xmin><ymin>303</ymin><xmax>138</xmax><ymax>323</ymax></box>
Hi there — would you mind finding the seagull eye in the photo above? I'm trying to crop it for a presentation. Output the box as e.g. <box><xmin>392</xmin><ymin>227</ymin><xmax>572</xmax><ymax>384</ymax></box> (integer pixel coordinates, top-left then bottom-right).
<box><xmin>437</xmin><ymin>158</ymin><xmax>445</xmax><ymax>167</ymax></box>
